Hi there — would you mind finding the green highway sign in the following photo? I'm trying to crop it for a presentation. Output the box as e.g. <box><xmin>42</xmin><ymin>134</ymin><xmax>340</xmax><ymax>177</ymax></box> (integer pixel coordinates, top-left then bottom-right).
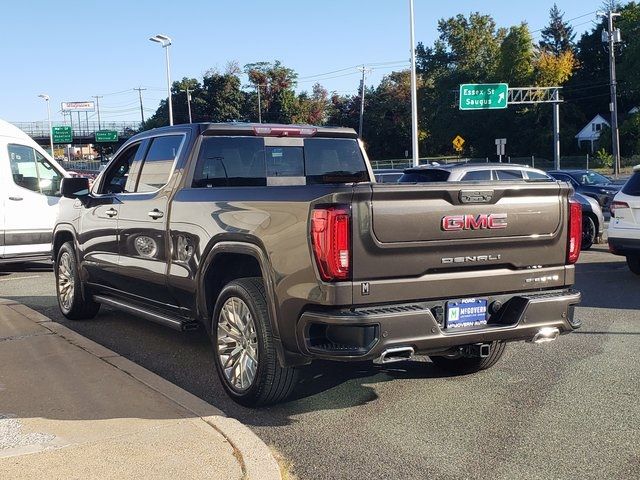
<box><xmin>95</xmin><ymin>130</ymin><xmax>118</xmax><ymax>142</ymax></box>
<box><xmin>459</xmin><ymin>83</ymin><xmax>508</xmax><ymax>110</ymax></box>
<box><xmin>51</xmin><ymin>125</ymin><xmax>72</xmax><ymax>143</ymax></box>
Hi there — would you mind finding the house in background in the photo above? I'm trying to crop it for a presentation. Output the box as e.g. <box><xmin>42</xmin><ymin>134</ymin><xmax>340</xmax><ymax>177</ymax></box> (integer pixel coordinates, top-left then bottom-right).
<box><xmin>575</xmin><ymin>114</ymin><xmax>610</xmax><ymax>152</ymax></box>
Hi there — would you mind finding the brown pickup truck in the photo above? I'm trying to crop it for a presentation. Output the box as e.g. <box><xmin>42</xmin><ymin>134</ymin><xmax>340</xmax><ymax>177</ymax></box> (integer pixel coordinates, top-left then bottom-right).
<box><xmin>53</xmin><ymin>123</ymin><xmax>582</xmax><ymax>406</ymax></box>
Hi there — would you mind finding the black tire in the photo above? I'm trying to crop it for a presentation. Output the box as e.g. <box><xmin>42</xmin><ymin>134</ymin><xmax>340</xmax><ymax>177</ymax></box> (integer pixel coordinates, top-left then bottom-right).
<box><xmin>429</xmin><ymin>341</ymin><xmax>506</xmax><ymax>375</ymax></box>
<box><xmin>54</xmin><ymin>241</ymin><xmax>100</xmax><ymax>320</ymax></box>
<box><xmin>582</xmin><ymin>215</ymin><xmax>596</xmax><ymax>250</ymax></box>
<box><xmin>627</xmin><ymin>255</ymin><xmax>640</xmax><ymax>275</ymax></box>
<box><xmin>212</xmin><ymin>277</ymin><xmax>298</xmax><ymax>407</ymax></box>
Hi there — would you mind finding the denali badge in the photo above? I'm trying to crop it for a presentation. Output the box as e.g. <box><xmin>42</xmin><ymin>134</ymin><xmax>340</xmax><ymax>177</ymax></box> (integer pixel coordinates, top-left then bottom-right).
<box><xmin>441</xmin><ymin>213</ymin><xmax>507</xmax><ymax>231</ymax></box>
<box><xmin>441</xmin><ymin>254</ymin><xmax>501</xmax><ymax>264</ymax></box>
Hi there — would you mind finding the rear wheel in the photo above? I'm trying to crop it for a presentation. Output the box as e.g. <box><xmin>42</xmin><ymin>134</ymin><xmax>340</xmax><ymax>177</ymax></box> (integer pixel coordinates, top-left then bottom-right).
<box><xmin>212</xmin><ymin>277</ymin><xmax>298</xmax><ymax>407</ymax></box>
<box><xmin>429</xmin><ymin>341</ymin><xmax>506</xmax><ymax>375</ymax></box>
<box><xmin>581</xmin><ymin>215</ymin><xmax>596</xmax><ymax>250</ymax></box>
<box><xmin>627</xmin><ymin>255</ymin><xmax>640</xmax><ymax>275</ymax></box>
<box><xmin>55</xmin><ymin>242</ymin><xmax>100</xmax><ymax>320</ymax></box>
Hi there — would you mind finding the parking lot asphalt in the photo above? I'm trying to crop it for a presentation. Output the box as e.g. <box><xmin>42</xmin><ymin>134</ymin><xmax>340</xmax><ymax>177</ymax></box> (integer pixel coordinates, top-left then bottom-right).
<box><xmin>1</xmin><ymin>245</ymin><xmax>638</xmax><ymax>480</ymax></box>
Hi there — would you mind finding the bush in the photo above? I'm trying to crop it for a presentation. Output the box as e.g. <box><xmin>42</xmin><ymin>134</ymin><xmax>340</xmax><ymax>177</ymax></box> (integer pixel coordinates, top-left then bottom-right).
<box><xmin>594</xmin><ymin>148</ymin><xmax>613</xmax><ymax>168</ymax></box>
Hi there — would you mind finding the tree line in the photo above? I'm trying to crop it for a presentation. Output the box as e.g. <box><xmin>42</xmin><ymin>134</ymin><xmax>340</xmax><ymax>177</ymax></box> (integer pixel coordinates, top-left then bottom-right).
<box><xmin>143</xmin><ymin>2</ymin><xmax>640</xmax><ymax>162</ymax></box>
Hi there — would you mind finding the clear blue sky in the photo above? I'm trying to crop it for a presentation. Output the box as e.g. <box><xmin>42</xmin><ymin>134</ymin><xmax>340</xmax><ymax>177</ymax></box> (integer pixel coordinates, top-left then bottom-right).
<box><xmin>1</xmin><ymin>0</ymin><xmax>610</xmax><ymax>123</ymax></box>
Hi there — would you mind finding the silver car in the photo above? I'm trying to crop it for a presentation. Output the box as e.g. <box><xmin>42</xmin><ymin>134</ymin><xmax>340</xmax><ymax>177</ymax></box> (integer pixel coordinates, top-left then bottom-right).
<box><xmin>399</xmin><ymin>163</ymin><xmax>604</xmax><ymax>249</ymax></box>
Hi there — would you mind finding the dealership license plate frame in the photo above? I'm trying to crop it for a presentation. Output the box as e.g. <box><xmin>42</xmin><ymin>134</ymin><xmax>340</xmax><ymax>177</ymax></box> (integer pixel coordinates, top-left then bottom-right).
<box><xmin>445</xmin><ymin>298</ymin><xmax>488</xmax><ymax>329</ymax></box>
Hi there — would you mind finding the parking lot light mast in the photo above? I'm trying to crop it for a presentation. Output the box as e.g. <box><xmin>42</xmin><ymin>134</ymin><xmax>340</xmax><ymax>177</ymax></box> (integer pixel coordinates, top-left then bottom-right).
<box><xmin>409</xmin><ymin>0</ymin><xmax>419</xmax><ymax>166</ymax></box>
<box><xmin>38</xmin><ymin>94</ymin><xmax>54</xmax><ymax>158</ymax></box>
<box><xmin>149</xmin><ymin>34</ymin><xmax>173</xmax><ymax>126</ymax></box>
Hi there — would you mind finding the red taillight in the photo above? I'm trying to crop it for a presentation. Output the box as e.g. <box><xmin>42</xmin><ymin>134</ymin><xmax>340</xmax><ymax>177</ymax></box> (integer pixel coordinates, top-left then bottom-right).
<box><xmin>567</xmin><ymin>199</ymin><xmax>582</xmax><ymax>264</ymax></box>
<box><xmin>610</xmin><ymin>201</ymin><xmax>629</xmax><ymax>217</ymax></box>
<box><xmin>311</xmin><ymin>206</ymin><xmax>350</xmax><ymax>281</ymax></box>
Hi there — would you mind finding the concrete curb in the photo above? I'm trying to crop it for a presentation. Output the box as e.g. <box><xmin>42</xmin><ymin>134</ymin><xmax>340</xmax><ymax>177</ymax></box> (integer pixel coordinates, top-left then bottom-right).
<box><xmin>2</xmin><ymin>300</ymin><xmax>281</xmax><ymax>480</ymax></box>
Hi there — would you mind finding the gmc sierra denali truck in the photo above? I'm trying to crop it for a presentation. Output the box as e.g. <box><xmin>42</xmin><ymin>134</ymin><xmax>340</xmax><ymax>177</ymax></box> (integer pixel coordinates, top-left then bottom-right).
<box><xmin>53</xmin><ymin>123</ymin><xmax>582</xmax><ymax>406</ymax></box>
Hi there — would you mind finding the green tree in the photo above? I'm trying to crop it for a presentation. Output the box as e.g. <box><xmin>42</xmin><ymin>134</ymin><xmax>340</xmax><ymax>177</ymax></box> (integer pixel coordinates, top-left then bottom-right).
<box><xmin>497</xmin><ymin>23</ymin><xmax>535</xmax><ymax>86</ymax></box>
<box><xmin>539</xmin><ymin>4</ymin><xmax>576</xmax><ymax>56</ymax></box>
<box><xmin>244</xmin><ymin>61</ymin><xmax>299</xmax><ymax>123</ymax></box>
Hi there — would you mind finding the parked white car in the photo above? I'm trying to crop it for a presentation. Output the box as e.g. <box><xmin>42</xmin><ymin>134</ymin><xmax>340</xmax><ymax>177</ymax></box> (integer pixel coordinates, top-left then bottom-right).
<box><xmin>0</xmin><ymin>119</ymin><xmax>69</xmax><ymax>264</ymax></box>
<box><xmin>608</xmin><ymin>165</ymin><xmax>640</xmax><ymax>275</ymax></box>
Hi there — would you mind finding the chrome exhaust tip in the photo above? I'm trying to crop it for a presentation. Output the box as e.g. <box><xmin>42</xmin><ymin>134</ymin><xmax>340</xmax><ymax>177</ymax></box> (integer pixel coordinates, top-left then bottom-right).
<box><xmin>373</xmin><ymin>346</ymin><xmax>415</xmax><ymax>365</ymax></box>
<box><xmin>530</xmin><ymin>327</ymin><xmax>560</xmax><ymax>344</ymax></box>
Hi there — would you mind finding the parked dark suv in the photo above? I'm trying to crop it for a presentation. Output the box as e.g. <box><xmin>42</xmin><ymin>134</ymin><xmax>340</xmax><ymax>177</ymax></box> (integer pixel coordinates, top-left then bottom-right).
<box><xmin>53</xmin><ymin>123</ymin><xmax>582</xmax><ymax>406</ymax></box>
<box><xmin>548</xmin><ymin>169</ymin><xmax>621</xmax><ymax>209</ymax></box>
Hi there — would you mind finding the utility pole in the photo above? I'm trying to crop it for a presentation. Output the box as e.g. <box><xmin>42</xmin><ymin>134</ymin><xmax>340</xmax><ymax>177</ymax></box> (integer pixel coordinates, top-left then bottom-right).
<box><xmin>182</xmin><ymin>88</ymin><xmax>193</xmax><ymax>123</ymax></box>
<box><xmin>92</xmin><ymin>95</ymin><xmax>103</xmax><ymax>130</ymax></box>
<box><xmin>409</xmin><ymin>0</ymin><xmax>420</xmax><ymax>166</ymax></box>
<box><xmin>357</xmin><ymin>66</ymin><xmax>371</xmax><ymax>138</ymax></box>
<box><xmin>552</xmin><ymin>88</ymin><xmax>561</xmax><ymax>170</ymax></box>
<box><xmin>256</xmin><ymin>84</ymin><xmax>262</xmax><ymax>123</ymax></box>
<box><xmin>599</xmin><ymin>10</ymin><xmax>622</xmax><ymax>176</ymax></box>
<box><xmin>134</xmin><ymin>87</ymin><xmax>147</xmax><ymax>124</ymax></box>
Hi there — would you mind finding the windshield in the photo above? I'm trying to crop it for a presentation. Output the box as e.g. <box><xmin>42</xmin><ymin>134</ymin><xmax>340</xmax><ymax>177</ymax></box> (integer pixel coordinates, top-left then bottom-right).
<box><xmin>576</xmin><ymin>171</ymin><xmax>611</xmax><ymax>185</ymax></box>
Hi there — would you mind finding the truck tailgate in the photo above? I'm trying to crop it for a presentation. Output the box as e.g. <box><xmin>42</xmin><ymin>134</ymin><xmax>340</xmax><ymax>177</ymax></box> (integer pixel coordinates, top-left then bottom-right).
<box><xmin>352</xmin><ymin>182</ymin><xmax>571</xmax><ymax>281</ymax></box>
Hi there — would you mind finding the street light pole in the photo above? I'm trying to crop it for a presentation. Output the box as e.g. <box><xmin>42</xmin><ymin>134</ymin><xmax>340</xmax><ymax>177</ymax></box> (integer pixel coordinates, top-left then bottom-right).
<box><xmin>256</xmin><ymin>84</ymin><xmax>262</xmax><ymax>123</ymax></box>
<box><xmin>409</xmin><ymin>0</ymin><xmax>419</xmax><ymax>166</ymax></box>
<box><xmin>38</xmin><ymin>94</ymin><xmax>54</xmax><ymax>158</ymax></box>
<box><xmin>149</xmin><ymin>34</ymin><xmax>173</xmax><ymax>126</ymax></box>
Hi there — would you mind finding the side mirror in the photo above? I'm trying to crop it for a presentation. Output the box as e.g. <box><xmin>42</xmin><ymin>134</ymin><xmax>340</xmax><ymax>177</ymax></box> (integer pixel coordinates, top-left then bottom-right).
<box><xmin>61</xmin><ymin>177</ymin><xmax>90</xmax><ymax>199</ymax></box>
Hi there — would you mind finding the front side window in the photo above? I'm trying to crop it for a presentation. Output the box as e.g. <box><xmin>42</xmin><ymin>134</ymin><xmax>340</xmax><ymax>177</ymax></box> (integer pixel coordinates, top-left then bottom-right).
<box><xmin>8</xmin><ymin>144</ymin><xmax>63</xmax><ymax>196</ymax></box>
<box><xmin>99</xmin><ymin>143</ymin><xmax>141</xmax><ymax>194</ymax></box>
<box><xmin>136</xmin><ymin>135</ymin><xmax>184</xmax><ymax>193</ymax></box>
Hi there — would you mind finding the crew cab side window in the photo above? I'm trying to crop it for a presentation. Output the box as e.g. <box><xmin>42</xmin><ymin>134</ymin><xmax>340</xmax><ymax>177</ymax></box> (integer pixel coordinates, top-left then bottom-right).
<box><xmin>192</xmin><ymin>137</ymin><xmax>266</xmax><ymax>187</ymax></box>
<box><xmin>98</xmin><ymin>143</ymin><xmax>141</xmax><ymax>194</ymax></box>
<box><xmin>135</xmin><ymin>135</ymin><xmax>184</xmax><ymax>193</ymax></box>
<box><xmin>7</xmin><ymin>144</ymin><xmax>63</xmax><ymax>196</ymax></box>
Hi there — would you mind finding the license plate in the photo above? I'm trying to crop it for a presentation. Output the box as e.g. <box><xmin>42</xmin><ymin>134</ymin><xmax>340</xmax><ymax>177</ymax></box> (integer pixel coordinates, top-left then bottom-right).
<box><xmin>446</xmin><ymin>298</ymin><xmax>488</xmax><ymax>329</ymax></box>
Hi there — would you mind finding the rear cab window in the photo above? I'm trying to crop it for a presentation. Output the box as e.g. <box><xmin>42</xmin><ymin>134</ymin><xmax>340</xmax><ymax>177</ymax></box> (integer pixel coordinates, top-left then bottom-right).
<box><xmin>192</xmin><ymin>136</ymin><xmax>368</xmax><ymax>188</ymax></box>
<box><xmin>622</xmin><ymin>172</ymin><xmax>640</xmax><ymax>196</ymax></box>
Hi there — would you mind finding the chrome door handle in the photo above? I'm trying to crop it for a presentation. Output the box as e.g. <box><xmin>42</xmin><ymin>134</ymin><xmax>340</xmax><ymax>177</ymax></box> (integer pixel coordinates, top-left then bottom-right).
<box><xmin>8</xmin><ymin>196</ymin><xmax>23</xmax><ymax>201</ymax></box>
<box><xmin>105</xmin><ymin>208</ymin><xmax>118</xmax><ymax>218</ymax></box>
<box><xmin>148</xmin><ymin>209</ymin><xmax>164</xmax><ymax>219</ymax></box>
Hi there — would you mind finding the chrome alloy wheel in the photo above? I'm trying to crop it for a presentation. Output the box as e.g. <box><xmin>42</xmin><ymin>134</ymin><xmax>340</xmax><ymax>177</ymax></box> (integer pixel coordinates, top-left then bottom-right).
<box><xmin>217</xmin><ymin>297</ymin><xmax>259</xmax><ymax>392</ymax></box>
<box><xmin>57</xmin><ymin>252</ymin><xmax>75</xmax><ymax>310</ymax></box>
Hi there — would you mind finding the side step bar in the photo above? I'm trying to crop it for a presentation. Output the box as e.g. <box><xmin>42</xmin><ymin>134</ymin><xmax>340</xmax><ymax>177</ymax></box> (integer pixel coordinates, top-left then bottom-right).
<box><xmin>93</xmin><ymin>295</ymin><xmax>199</xmax><ymax>332</ymax></box>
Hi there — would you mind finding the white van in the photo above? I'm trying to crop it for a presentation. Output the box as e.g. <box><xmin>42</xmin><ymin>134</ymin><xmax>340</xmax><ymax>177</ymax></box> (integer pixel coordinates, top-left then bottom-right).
<box><xmin>0</xmin><ymin>119</ymin><xmax>69</xmax><ymax>263</ymax></box>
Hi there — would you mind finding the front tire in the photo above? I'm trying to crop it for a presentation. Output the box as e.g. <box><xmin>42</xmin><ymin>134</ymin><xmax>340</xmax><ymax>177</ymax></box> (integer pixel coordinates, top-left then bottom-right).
<box><xmin>212</xmin><ymin>277</ymin><xmax>298</xmax><ymax>407</ymax></box>
<box><xmin>429</xmin><ymin>341</ymin><xmax>506</xmax><ymax>375</ymax></box>
<box><xmin>582</xmin><ymin>215</ymin><xmax>596</xmax><ymax>250</ymax></box>
<box><xmin>627</xmin><ymin>255</ymin><xmax>640</xmax><ymax>275</ymax></box>
<box><xmin>55</xmin><ymin>242</ymin><xmax>100</xmax><ymax>320</ymax></box>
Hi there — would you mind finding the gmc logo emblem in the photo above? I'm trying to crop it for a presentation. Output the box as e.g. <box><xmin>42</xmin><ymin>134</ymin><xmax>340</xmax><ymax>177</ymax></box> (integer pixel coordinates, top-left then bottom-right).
<box><xmin>441</xmin><ymin>213</ymin><xmax>508</xmax><ymax>231</ymax></box>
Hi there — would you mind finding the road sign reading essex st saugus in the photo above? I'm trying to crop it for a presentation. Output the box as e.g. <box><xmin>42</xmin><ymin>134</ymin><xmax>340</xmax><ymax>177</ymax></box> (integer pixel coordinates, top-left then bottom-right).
<box><xmin>459</xmin><ymin>83</ymin><xmax>508</xmax><ymax>110</ymax></box>
<box><xmin>51</xmin><ymin>126</ymin><xmax>72</xmax><ymax>144</ymax></box>
<box><xmin>95</xmin><ymin>130</ymin><xmax>118</xmax><ymax>142</ymax></box>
